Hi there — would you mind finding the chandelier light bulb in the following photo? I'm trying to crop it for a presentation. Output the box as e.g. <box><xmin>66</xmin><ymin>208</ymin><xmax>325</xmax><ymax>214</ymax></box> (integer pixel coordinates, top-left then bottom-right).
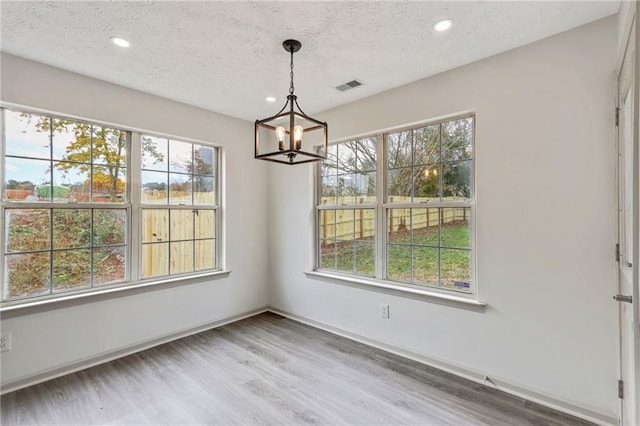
<box><xmin>275</xmin><ymin>126</ymin><xmax>286</xmax><ymax>150</ymax></box>
<box><xmin>294</xmin><ymin>125</ymin><xmax>304</xmax><ymax>150</ymax></box>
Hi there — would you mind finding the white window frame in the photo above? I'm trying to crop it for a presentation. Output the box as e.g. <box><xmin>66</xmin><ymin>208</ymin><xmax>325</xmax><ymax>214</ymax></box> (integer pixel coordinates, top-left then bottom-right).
<box><xmin>133</xmin><ymin>132</ymin><xmax>222</xmax><ymax>280</ymax></box>
<box><xmin>315</xmin><ymin>113</ymin><xmax>476</xmax><ymax>298</ymax></box>
<box><xmin>0</xmin><ymin>106</ymin><xmax>224</xmax><ymax>306</ymax></box>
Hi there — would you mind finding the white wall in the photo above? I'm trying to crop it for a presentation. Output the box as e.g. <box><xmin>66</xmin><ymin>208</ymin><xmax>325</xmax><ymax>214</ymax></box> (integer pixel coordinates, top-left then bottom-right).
<box><xmin>0</xmin><ymin>54</ymin><xmax>270</xmax><ymax>387</ymax></box>
<box><xmin>618</xmin><ymin>0</ymin><xmax>634</xmax><ymax>61</ymax></box>
<box><xmin>269</xmin><ymin>16</ymin><xmax>618</xmax><ymax>420</ymax></box>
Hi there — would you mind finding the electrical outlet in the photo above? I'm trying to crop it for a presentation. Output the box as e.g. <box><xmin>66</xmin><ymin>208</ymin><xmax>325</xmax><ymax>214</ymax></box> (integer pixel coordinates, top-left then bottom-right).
<box><xmin>0</xmin><ymin>333</ymin><xmax>11</xmax><ymax>352</ymax></box>
<box><xmin>380</xmin><ymin>304</ymin><xmax>390</xmax><ymax>319</ymax></box>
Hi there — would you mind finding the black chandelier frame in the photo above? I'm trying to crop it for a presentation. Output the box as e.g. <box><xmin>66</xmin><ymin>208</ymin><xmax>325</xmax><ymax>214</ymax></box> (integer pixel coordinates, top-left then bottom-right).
<box><xmin>254</xmin><ymin>39</ymin><xmax>328</xmax><ymax>165</ymax></box>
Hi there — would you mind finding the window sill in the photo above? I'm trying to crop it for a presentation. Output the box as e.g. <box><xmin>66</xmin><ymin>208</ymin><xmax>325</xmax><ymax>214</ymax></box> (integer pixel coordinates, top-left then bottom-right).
<box><xmin>304</xmin><ymin>270</ymin><xmax>486</xmax><ymax>312</ymax></box>
<box><xmin>0</xmin><ymin>270</ymin><xmax>232</xmax><ymax>318</ymax></box>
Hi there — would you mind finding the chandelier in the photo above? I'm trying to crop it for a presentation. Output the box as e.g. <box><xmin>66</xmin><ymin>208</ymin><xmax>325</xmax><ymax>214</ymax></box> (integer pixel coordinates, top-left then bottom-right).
<box><xmin>254</xmin><ymin>39</ymin><xmax>328</xmax><ymax>165</ymax></box>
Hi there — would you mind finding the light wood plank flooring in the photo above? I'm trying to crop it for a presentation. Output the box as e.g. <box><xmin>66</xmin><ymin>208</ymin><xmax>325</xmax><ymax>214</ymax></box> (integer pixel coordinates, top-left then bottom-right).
<box><xmin>1</xmin><ymin>312</ymin><xmax>593</xmax><ymax>425</ymax></box>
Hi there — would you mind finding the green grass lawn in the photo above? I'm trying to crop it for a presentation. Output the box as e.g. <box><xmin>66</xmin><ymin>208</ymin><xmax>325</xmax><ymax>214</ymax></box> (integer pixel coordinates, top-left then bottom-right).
<box><xmin>321</xmin><ymin>222</ymin><xmax>471</xmax><ymax>291</ymax></box>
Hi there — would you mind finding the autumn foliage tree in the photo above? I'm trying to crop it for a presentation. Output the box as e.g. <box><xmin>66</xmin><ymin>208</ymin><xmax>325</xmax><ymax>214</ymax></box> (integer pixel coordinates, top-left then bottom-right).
<box><xmin>21</xmin><ymin>114</ymin><xmax>163</xmax><ymax>201</ymax></box>
<box><xmin>59</xmin><ymin>122</ymin><xmax>124</xmax><ymax>199</ymax></box>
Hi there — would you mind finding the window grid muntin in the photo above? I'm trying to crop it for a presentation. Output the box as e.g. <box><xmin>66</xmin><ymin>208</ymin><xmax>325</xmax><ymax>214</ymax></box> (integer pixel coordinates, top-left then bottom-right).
<box><xmin>2</xmin><ymin>108</ymin><xmax>131</xmax><ymax>301</ymax></box>
<box><xmin>139</xmin><ymin>206</ymin><xmax>218</xmax><ymax>276</ymax></box>
<box><xmin>3</xmin><ymin>205</ymin><xmax>129</xmax><ymax>301</ymax></box>
<box><xmin>316</xmin><ymin>113</ymin><xmax>475</xmax><ymax>295</ymax></box>
<box><xmin>141</xmin><ymin>137</ymin><xmax>216</xmax><ymax>207</ymax></box>
<box><xmin>385</xmin><ymin>207</ymin><xmax>472</xmax><ymax>289</ymax></box>
<box><xmin>317</xmin><ymin>207</ymin><xmax>376</xmax><ymax>278</ymax></box>
<box><xmin>320</xmin><ymin>138</ymin><xmax>377</xmax><ymax>207</ymax></box>
<box><xmin>1</xmin><ymin>107</ymin><xmax>222</xmax><ymax>304</ymax></box>
<box><xmin>3</xmin><ymin>110</ymin><xmax>128</xmax><ymax>205</ymax></box>
<box><xmin>139</xmin><ymin>135</ymin><xmax>218</xmax><ymax>280</ymax></box>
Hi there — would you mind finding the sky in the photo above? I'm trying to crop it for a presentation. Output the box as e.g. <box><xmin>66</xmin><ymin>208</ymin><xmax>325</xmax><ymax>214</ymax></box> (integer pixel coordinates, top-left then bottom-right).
<box><xmin>4</xmin><ymin>110</ymin><xmax>88</xmax><ymax>185</ymax></box>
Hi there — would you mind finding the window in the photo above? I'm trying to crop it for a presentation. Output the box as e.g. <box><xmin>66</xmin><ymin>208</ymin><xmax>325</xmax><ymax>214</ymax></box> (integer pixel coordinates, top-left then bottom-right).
<box><xmin>1</xmin><ymin>108</ymin><xmax>221</xmax><ymax>303</ymax></box>
<box><xmin>318</xmin><ymin>138</ymin><xmax>377</xmax><ymax>276</ymax></box>
<box><xmin>140</xmin><ymin>135</ymin><xmax>218</xmax><ymax>277</ymax></box>
<box><xmin>316</xmin><ymin>115</ymin><xmax>474</xmax><ymax>294</ymax></box>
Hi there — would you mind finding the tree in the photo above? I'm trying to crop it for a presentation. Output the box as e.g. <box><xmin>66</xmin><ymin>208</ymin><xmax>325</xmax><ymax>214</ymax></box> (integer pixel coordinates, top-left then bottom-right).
<box><xmin>440</xmin><ymin>118</ymin><xmax>473</xmax><ymax>199</ymax></box>
<box><xmin>141</xmin><ymin>135</ymin><xmax>166</xmax><ymax>169</ymax></box>
<box><xmin>6</xmin><ymin>179</ymin><xmax>20</xmax><ymax>190</ymax></box>
<box><xmin>387</xmin><ymin>127</ymin><xmax>439</xmax><ymax>199</ymax></box>
<box><xmin>20</xmin><ymin>114</ymin><xmax>164</xmax><ymax>200</ymax></box>
<box><xmin>323</xmin><ymin>118</ymin><xmax>472</xmax><ymax>201</ymax></box>
<box><xmin>190</xmin><ymin>145</ymin><xmax>215</xmax><ymax>193</ymax></box>
<box><xmin>321</xmin><ymin>138</ymin><xmax>376</xmax><ymax>200</ymax></box>
<box><xmin>53</xmin><ymin>120</ymin><xmax>124</xmax><ymax>200</ymax></box>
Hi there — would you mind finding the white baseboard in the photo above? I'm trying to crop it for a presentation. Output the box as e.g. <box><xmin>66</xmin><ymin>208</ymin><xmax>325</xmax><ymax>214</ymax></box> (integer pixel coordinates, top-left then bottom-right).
<box><xmin>0</xmin><ymin>306</ymin><xmax>269</xmax><ymax>395</ymax></box>
<box><xmin>269</xmin><ymin>308</ymin><xmax>618</xmax><ymax>426</ymax></box>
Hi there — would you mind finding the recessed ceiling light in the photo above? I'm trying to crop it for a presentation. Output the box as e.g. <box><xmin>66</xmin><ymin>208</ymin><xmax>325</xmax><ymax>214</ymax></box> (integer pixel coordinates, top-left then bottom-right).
<box><xmin>434</xmin><ymin>19</ymin><xmax>453</xmax><ymax>32</ymax></box>
<box><xmin>110</xmin><ymin>36</ymin><xmax>130</xmax><ymax>48</ymax></box>
<box><xmin>265</xmin><ymin>96</ymin><xmax>276</xmax><ymax>103</ymax></box>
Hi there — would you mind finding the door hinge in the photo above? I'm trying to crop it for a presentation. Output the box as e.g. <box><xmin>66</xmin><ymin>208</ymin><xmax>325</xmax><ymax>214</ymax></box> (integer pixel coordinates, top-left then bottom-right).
<box><xmin>616</xmin><ymin>243</ymin><xmax>621</xmax><ymax>262</ymax></box>
<box><xmin>618</xmin><ymin>380</ymin><xmax>624</xmax><ymax>399</ymax></box>
<box><xmin>614</xmin><ymin>294</ymin><xmax>633</xmax><ymax>303</ymax></box>
<box><xmin>616</xmin><ymin>107</ymin><xmax>620</xmax><ymax>126</ymax></box>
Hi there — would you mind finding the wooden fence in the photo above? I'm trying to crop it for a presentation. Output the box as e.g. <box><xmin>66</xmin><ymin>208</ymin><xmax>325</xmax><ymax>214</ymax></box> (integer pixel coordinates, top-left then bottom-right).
<box><xmin>141</xmin><ymin>190</ymin><xmax>215</xmax><ymax>204</ymax></box>
<box><xmin>141</xmin><ymin>202</ymin><xmax>216</xmax><ymax>277</ymax></box>
<box><xmin>320</xmin><ymin>196</ymin><xmax>468</xmax><ymax>241</ymax></box>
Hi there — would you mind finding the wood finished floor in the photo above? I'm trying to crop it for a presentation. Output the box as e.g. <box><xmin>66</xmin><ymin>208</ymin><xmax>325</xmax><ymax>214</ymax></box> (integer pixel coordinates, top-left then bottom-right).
<box><xmin>1</xmin><ymin>312</ymin><xmax>593</xmax><ymax>426</ymax></box>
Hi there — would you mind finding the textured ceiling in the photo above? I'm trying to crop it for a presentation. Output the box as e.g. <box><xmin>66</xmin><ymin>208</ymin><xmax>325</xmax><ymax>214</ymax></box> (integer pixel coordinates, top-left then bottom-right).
<box><xmin>1</xmin><ymin>1</ymin><xmax>620</xmax><ymax>121</ymax></box>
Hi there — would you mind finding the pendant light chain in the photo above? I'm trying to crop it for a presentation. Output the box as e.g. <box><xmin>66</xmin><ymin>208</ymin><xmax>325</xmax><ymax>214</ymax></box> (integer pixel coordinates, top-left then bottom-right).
<box><xmin>289</xmin><ymin>49</ymin><xmax>295</xmax><ymax>95</ymax></box>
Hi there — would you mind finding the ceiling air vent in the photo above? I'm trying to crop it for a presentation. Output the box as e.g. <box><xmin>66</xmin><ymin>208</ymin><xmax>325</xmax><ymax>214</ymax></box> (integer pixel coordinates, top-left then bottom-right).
<box><xmin>336</xmin><ymin>79</ymin><xmax>363</xmax><ymax>92</ymax></box>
